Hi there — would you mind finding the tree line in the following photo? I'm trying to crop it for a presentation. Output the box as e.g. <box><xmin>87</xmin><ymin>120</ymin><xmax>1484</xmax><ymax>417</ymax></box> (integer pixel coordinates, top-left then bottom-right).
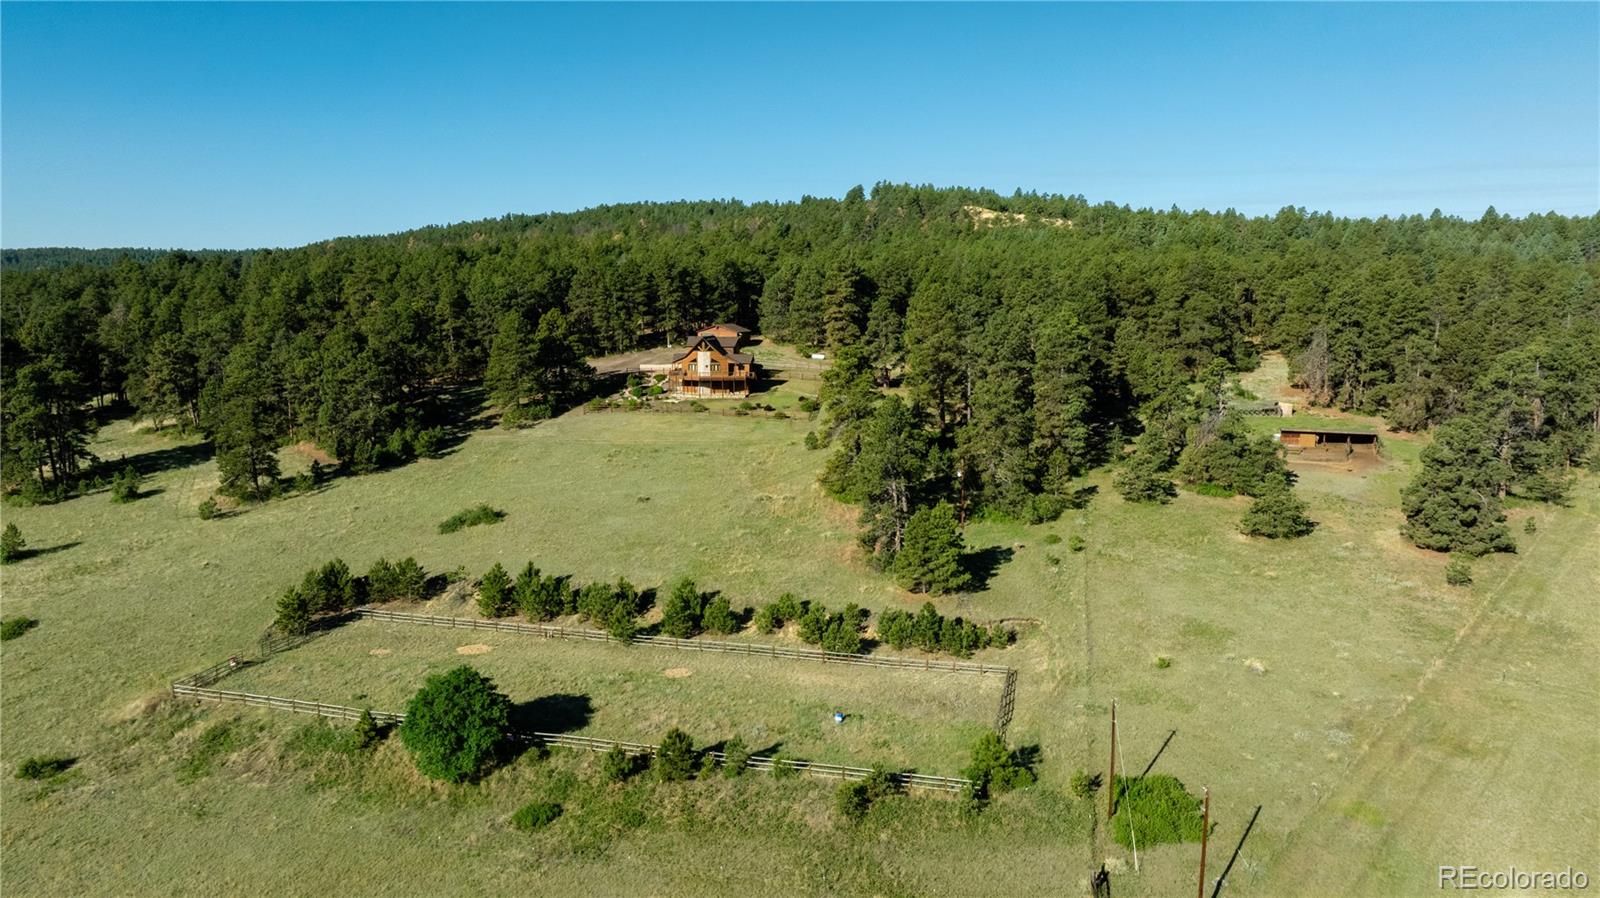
<box><xmin>4</xmin><ymin>184</ymin><xmax>1596</xmax><ymax>558</ymax></box>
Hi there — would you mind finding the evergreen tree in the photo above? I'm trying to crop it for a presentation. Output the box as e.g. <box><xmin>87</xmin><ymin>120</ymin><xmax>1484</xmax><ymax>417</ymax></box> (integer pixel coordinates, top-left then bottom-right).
<box><xmin>654</xmin><ymin>727</ymin><xmax>697</xmax><ymax>782</ymax></box>
<box><xmin>477</xmin><ymin>563</ymin><xmax>514</xmax><ymax>618</ymax></box>
<box><xmin>1401</xmin><ymin>417</ymin><xmax>1515</xmax><ymax>555</ymax></box>
<box><xmin>659</xmin><ymin>577</ymin><xmax>704</xmax><ymax>638</ymax></box>
<box><xmin>903</xmin><ymin>283</ymin><xmax>963</xmax><ymax>428</ymax></box>
<box><xmin>1239</xmin><ymin>479</ymin><xmax>1315</xmax><ymax>538</ymax></box>
<box><xmin>1114</xmin><ymin>443</ymin><xmax>1177</xmax><ymax>504</ymax></box>
<box><xmin>0</xmin><ymin>523</ymin><xmax>26</xmax><ymax>563</ymax></box>
<box><xmin>894</xmin><ymin>502</ymin><xmax>970</xmax><ymax>594</ymax></box>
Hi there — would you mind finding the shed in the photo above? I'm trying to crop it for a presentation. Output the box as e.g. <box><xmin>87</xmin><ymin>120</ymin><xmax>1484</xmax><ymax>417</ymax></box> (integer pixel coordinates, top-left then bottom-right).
<box><xmin>1276</xmin><ymin>427</ymin><xmax>1379</xmax><ymax>457</ymax></box>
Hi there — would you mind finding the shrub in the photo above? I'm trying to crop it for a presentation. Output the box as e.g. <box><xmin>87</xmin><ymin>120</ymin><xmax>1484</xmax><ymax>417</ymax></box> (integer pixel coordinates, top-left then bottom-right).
<box><xmin>438</xmin><ymin>504</ymin><xmax>505</xmax><ymax>534</ymax></box>
<box><xmin>1445</xmin><ymin>556</ymin><xmax>1473</xmax><ymax>586</ymax></box>
<box><xmin>354</xmin><ymin>709</ymin><xmax>384</xmax><ymax>749</ymax></box>
<box><xmin>1041</xmin><ymin>533</ymin><xmax>1062</xmax><ymax>545</ymax></box>
<box><xmin>511</xmin><ymin>800</ymin><xmax>563</xmax><ymax>831</ymax></box>
<box><xmin>1070</xmin><ymin>769</ymin><xmax>1102</xmax><ymax>799</ymax></box>
<box><xmin>654</xmin><ymin>727</ymin><xmax>697</xmax><ymax>782</ymax></box>
<box><xmin>836</xmin><ymin>781</ymin><xmax>873</xmax><ymax>823</ymax></box>
<box><xmin>292</xmin><ymin>470</ymin><xmax>315</xmax><ymax>493</ymax></box>
<box><xmin>962</xmin><ymin>731</ymin><xmax>1035</xmax><ymax>797</ymax></box>
<box><xmin>399</xmin><ymin>666</ymin><xmax>511</xmax><ymax>783</ymax></box>
<box><xmin>803</xmin><ymin>431</ymin><xmax>821</xmax><ymax>450</ymax></box>
<box><xmin>15</xmin><ymin>755</ymin><xmax>74</xmax><ymax>780</ymax></box>
<box><xmin>1068</xmin><ymin>535</ymin><xmax>1086</xmax><ymax>553</ymax></box>
<box><xmin>721</xmin><ymin>737</ymin><xmax>751</xmax><ymax>776</ymax></box>
<box><xmin>1524</xmin><ymin>517</ymin><xmax>1538</xmax><ymax>534</ymax></box>
<box><xmin>660</xmin><ymin>578</ymin><xmax>705</xmax><ymax>638</ymax></box>
<box><xmin>876</xmin><ymin>609</ymin><xmax>914</xmax><ymax>649</ymax></box>
<box><xmin>477</xmin><ymin>563</ymin><xmax>514</xmax><ymax>618</ymax></box>
<box><xmin>412</xmin><ymin>426</ymin><xmax>446</xmax><ymax>458</ymax></box>
<box><xmin>600</xmin><ymin>744</ymin><xmax>636</xmax><ymax>783</ymax></box>
<box><xmin>110</xmin><ymin>465</ymin><xmax>142</xmax><ymax>502</ymax></box>
<box><xmin>1110</xmin><ymin>774</ymin><xmax>1205</xmax><ymax>848</ymax></box>
<box><xmin>1154</xmin><ymin>655</ymin><xmax>1172</xmax><ymax>669</ymax></box>
<box><xmin>797</xmin><ymin>396</ymin><xmax>821</xmax><ymax>414</ymax></box>
<box><xmin>689</xmin><ymin>400</ymin><xmax>708</xmax><ymax>412</ymax></box>
<box><xmin>197</xmin><ymin>497</ymin><xmax>219</xmax><ymax>520</ymax></box>
<box><xmin>819</xmin><ymin>604</ymin><xmax>868</xmax><ymax>654</ymax></box>
<box><xmin>700</xmin><ymin>596</ymin><xmax>739</xmax><ymax>635</ymax></box>
<box><xmin>515</xmin><ymin>565</ymin><xmax>569</xmax><ymax>621</ymax></box>
<box><xmin>770</xmin><ymin>753</ymin><xmax>798</xmax><ymax>779</ymax></box>
<box><xmin>0</xmin><ymin>523</ymin><xmax>25</xmax><ymax>563</ymax></box>
<box><xmin>1190</xmin><ymin>482</ymin><xmax>1235</xmax><ymax>498</ymax></box>
<box><xmin>1024</xmin><ymin>493</ymin><xmax>1068</xmax><ymax>524</ymax></box>
<box><xmin>1</xmin><ymin>616</ymin><xmax>39</xmax><ymax>641</ymax></box>
<box><xmin>605</xmin><ymin>600</ymin><xmax>638</xmax><ymax>642</ymax></box>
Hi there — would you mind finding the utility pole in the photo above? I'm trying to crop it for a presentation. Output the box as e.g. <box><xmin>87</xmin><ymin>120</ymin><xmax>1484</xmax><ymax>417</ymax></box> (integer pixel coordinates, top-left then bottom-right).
<box><xmin>1197</xmin><ymin>786</ymin><xmax>1210</xmax><ymax>898</ymax></box>
<box><xmin>1107</xmin><ymin>699</ymin><xmax>1118</xmax><ymax>819</ymax></box>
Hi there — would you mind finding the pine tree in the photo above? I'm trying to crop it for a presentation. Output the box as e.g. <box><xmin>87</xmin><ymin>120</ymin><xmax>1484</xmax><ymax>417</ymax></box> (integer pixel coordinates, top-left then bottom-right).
<box><xmin>1114</xmin><ymin>443</ymin><xmax>1177</xmax><ymax>504</ymax></box>
<box><xmin>485</xmin><ymin>311</ymin><xmax>539</xmax><ymax>426</ymax></box>
<box><xmin>903</xmin><ymin>284</ymin><xmax>963</xmax><ymax>428</ymax></box>
<box><xmin>1239</xmin><ymin>479</ymin><xmax>1315</xmax><ymax>538</ymax></box>
<box><xmin>894</xmin><ymin>502</ymin><xmax>971</xmax><ymax>594</ymax></box>
<box><xmin>476</xmin><ymin>563</ymin><xmax>514</xmax><ymax>618</ymax></box>
<box><xmin>0</xmin><ymin>523</ymin><xmax>26</xmax><ymax>563</ymax></box>
<box><xmin>1402</xmin><ymin>417</ymin><xmax>1515</xmax><ymax>555</ymax></box>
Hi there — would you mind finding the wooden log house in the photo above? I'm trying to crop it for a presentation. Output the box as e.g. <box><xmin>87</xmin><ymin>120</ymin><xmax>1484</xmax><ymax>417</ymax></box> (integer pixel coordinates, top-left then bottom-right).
<box><xmin>666</xmin><ymin>328</ymin><xmax>756</xmax><ymax>398</ymax></box>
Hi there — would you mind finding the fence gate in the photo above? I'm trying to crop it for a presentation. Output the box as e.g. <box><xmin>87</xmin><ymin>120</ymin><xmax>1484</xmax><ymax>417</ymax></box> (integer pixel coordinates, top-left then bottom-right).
<box><xmin>993</xmin><ymin>668</ymin><xmax>1018</xmax><ymax>736</ymax></box>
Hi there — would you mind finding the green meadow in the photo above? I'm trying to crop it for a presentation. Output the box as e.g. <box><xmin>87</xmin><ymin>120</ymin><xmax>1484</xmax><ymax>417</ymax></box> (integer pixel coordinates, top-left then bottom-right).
<box><xmin>2</xmin><ymin>359</ymin><xmax>1596</xmax><ymax>897</ymax></box>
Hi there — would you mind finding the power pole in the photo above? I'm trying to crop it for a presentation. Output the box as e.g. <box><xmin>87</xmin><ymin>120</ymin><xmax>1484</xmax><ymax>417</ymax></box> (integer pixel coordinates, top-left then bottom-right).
<box><xmin>1107</xmin><ymin>699</ymin><xmax>1118</xmax><ymax>819</ymax></box>
<box><xmin>1197</xmin><ymin>786</ymin><xmax>1210</xmax><ymax>898</ymax></box>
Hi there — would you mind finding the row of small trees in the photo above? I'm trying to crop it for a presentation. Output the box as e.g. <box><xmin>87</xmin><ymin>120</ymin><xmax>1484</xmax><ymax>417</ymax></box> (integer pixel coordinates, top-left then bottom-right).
<box><xmin>395</xmin><ymin>664</ymin><xmax>1036</xmax><ymax>825</ymax></box>
<box><xmin>274</xmin><ymin>557</ymin><xmax>427</xmax><ymax>634</ymax></box>
<box><xmin>876</xmin><ymin>602</ymin><xmax>1011</xmax><ymax>658</ymax></box>
<box><xmin>476</xmin><ymin>561</ymin><xmax>651</xmax><ymax>641</ymax></box>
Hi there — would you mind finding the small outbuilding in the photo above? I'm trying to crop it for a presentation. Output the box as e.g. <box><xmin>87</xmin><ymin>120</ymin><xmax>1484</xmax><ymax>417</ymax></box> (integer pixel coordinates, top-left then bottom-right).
<box><xmin>1276</xmin><ymin>427</ymin><xmax>1380</xmax><ymax>458</ymax></box>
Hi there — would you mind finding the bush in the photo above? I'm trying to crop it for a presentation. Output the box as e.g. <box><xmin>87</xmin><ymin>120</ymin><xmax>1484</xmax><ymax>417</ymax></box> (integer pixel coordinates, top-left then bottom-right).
<box><xmin>770</xmin><ymin>752</ymin><xmax>799</xmax><ymax>779</ymax></box>
<box><xmin>1524</xmin><ymin>517</ymin><xmax>1538</xmax><ymax>534</ymax></box>
<box><xmin>1070</xmin><ymin>769</ymin><xmax>1102</xmax><ymax>799</ymax></box>
<box><xmin>1189</xmin><ymin>482</ymin><xmax>1235</xmax><ymax>498</ymax></box>
<box><xmin>1068</xmin><ymin>535</ymin><xmax>1086</xmax><ymax>553</ymax></box>
<box><xmin>700</xmin><ymin>595</ymin><xmax>739</xmax><ymax>635</ymax></box>
<box><xmin>689</xmin><ymin>400</ymin><xmax>708</xmax><ymax>412</ymax></box>
<box><xmin>654</xmin><ymin>727</ymin><xmax>697</xmax><ymax>782</ymax></box>
<box><xmin>292</xmin><ymin>470</ymin><xmax>315</xmax><ymax>493</ymax></box>
<box><xmin>1445</xmin><ymin>556</ymin><xmax>1473</xmax><ymax>586</ymax></box>
<box><xmin>962</xmin><ymin>731</ymin><xmax>1035</xmax><ymax>798</ymax></box>
<box><xmin>836</xmin><ymin>781</ymin><xmax>873</xmax><ymax>823</ymax></box>
<box><xmin>1110</xmin><ymin>774</ymin><xmax>1205</xmax><ymax>848</ymax></box>
<box><xmin>803</xmin><ymin>431</ymin><xmax>821</xmax><ymax>450</ymax></box>
<box><xmin>354</xmin><ymin>709</ymin><xmax>384</xmax><ymax>749</ymax></box>
<box><xmin>510</xmin><ymin>800</ymin><xmax>563</xmax><ymax>832</ymax></box>
<box><xmin>399</xmin><ymin>666</ymin><xmax>511</xmax><ymax>783</ymax></box>
<box><xmin>197</xmin><ymin>497</ymin><xmax>219</xmax><ymax>520</ymax></box>
<box><xmin>477</xmin><ymin>563</ymin><xmax>514</xmax><ymax>618</ymax></box>
<box><xmin>1023</xmin><ymin>493</ymin><xmax>1068</xmax><ymax>524</ymax></box>
<box><xmin>438</xmin><ymin>504</ymin><xmax>505</xmax><ymax>534</ymax></box>
<box><xmin>515</xmin><ymin>564</ymin><xmax>570</xmax><ymax>621</ymax></box>
<box><xmin>412</xmin><ymin>426</ymin><xmax>446</xmax><ymax>458</ymax></box>
<box><xmin>110</xmin><ymin>465</ymin><xmax>142</xmax><ymax>502</ymax></box>
<box><xmin>1</xmin><ymin>616</ymin><xmax>39</xmax><ymax>641</ymax></box>
<box><xmin>1041</xmin><ymin>533</ymin><xmax>1061</xmax><ymax>545</ymax></box>
<box><xmin>721</xmin><ymin>737</ymin><xmax>751</xmax><ymax>777</ymax></box>
<box><xmin>1154</xmin><ymin>655</ymin><xmax>1172</xmax><ymax>669</ymax></box>
<box><xmin>600</xmin><ymin>744</ymin><xmax>636</xmax><ymax>783</ymax></box>
<box><xmin>797</xmin><ymin>396</ymin><xmax>821</xmax><ymax>414</ymax></box>
<box><xmin>0</xmin><ymin>523</ymin><xmax>25</xmax><ymax>563</ymax></box>
<box><xmin>15</xmin><ymin>755</ymin><xmax>74</xmax><ymax>780</ymax></box>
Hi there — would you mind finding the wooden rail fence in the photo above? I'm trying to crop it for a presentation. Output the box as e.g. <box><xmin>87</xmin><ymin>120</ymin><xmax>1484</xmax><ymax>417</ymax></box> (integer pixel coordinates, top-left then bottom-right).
<box><xmin>355</xmin><ymin>607</ymin><xmax>1015</xmax><ymax>677</ymax></box>
<box><xmin>169</xmin><ymin>682</ymin><xmax>971</xmax><ymax>793</ymax></box>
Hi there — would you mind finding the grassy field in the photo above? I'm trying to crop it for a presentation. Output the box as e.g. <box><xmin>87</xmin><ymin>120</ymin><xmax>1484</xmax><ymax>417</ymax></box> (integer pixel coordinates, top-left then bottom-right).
<box><xmin>2</xmin><ymin>348</ymin><xmax>1596</xmax><ymax>897</ymax></box>
<box><xmin>221</xmin><ymin>618</ymin><xmax>997</xmax><ymax>772</ymax></box>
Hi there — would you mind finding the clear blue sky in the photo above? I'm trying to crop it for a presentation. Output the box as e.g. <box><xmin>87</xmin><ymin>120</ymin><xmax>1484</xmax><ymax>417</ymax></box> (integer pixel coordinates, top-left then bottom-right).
<box><xmin>3</xmin><ymin>2</ymin><xmax>1596</xmax><ymax>249</ymax></box>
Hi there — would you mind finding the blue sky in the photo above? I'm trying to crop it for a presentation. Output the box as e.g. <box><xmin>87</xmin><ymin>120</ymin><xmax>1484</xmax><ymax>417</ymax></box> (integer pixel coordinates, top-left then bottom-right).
<box><xmin>2</xmin><ymin>2</ymin><xmax>1596</xmax><ymax>249</ymax></box>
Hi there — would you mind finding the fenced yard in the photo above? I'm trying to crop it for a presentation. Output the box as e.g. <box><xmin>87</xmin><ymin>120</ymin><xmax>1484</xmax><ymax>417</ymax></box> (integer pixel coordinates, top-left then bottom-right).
<box><xmin>210</xmin><ymin>616</ymin><xmax>1001</xmax><ymax>775</ymax></box>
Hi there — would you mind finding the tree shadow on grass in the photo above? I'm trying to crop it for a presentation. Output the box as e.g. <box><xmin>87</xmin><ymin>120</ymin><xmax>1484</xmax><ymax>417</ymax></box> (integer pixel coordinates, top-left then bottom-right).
<box><xmin>104</xmin><ymin>441</ymin><xmax>216</xmax><ymax>478</ymax></box>
<box><xmin>963</xmin><ymin>546</ymin><xmax>1014</xmax><ymax>592</ymax></box>
<box><xmin>10</xmin><ymin>541</ymin><xmax>82</xmax><ymax>563</ymax></box>
<box><xmin>509</xmin><ymin>693</ymin><xmax>594</xmax><ymax>735</ymax></box>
